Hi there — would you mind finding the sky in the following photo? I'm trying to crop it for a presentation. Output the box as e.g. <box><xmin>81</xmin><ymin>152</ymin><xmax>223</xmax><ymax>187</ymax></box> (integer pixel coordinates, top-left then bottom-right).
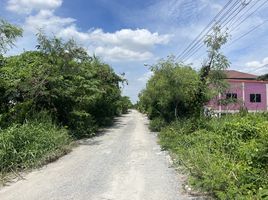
<box><xmin>1</xmin><ymin>0</ymin><xmax>268</xmax><ymax>102</ymax></box>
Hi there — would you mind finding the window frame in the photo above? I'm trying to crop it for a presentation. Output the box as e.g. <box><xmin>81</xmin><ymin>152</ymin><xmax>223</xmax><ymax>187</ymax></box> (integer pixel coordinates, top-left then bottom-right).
<box><xmin>250</xmin><ymin>93</ymin><xmax>261</xmax><ymax>103</ymax></box>
<box><xmin>226</xmin><ymin>93</ymin><xmax>238</xmax><ymax>100</ymax></box>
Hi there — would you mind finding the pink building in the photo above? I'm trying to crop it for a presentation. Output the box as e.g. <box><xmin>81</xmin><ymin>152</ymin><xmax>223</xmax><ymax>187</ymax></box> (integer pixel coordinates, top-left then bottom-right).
<box><xmin>207</xmin><ymin>70</ymin><xmax>268</xmax><ymax>114</ymax></box>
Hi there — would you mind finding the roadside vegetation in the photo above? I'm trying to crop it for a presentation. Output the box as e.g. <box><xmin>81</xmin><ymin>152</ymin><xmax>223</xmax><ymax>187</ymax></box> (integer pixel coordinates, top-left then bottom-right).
<box><xmin>138</xmin><ymin>26</ymin><xmax>268</xmax><ymax>199</ymax></box>
<box><xmin>159</xmin><ymin>114</ymin><xmax>268</xmax><ymax>199</ymax></box>
<box><xmin>0</xmin><ymin>114</ymin><xmax>72</xmax><ymax>182</ymax></box>
<box><xmin>0</xmin><ymin>19</ymin><xmax>132</xmax><ymax>183</ymax></box>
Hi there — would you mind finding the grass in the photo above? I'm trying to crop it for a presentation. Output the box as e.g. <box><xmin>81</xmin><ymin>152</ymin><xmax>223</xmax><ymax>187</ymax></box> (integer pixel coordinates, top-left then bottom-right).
<box><xmin>0</xmin><ymin>119</ymin><xmax>73</xmax><ymax>185</ymax></box>
<box><xmin>159</xmin><ymin>114</ymin><xmax>268</xmax><ymax>199</ymax></box>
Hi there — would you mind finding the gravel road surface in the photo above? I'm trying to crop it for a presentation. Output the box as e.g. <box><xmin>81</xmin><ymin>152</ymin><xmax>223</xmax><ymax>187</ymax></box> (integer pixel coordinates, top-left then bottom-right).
<box><xmin>0</xmin><ymin>110</ymin><xmax>191</xmax><ymax>200</ymax></box>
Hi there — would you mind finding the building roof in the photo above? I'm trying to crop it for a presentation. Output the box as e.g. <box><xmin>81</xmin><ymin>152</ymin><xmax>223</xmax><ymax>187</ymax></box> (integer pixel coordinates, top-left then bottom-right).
<box><xmin>224</xmin><ymin>70</ymin><xmax>257</xmax><ymax>80</ymax></box>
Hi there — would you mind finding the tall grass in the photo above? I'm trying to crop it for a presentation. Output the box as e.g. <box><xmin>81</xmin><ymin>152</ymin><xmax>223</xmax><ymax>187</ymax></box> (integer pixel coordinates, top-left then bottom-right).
<box><xmin>159</xmin><ymin>114</ymin><xmax>268</xmax><ymax>199</ymax></box>
<box><xmin>0</xmin><ymin>117</ymin><xmax>72</xmax><ymax>183</ymax></box>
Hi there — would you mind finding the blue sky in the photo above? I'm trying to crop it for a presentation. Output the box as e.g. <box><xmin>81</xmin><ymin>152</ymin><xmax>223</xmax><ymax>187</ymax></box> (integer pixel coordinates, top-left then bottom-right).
<box><xmin>1</xmin><ymin>0</ymin><xmax>268</xmax><ymax>102</ymax></box>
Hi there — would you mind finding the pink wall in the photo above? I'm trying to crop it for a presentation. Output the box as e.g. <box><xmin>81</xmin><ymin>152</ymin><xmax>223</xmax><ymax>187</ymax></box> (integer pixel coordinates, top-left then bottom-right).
<box><xmin>244</xmin><ymin>82</ymin><xmax>267</xmax><ymax>111</ymax></box>
<box><xmin>221</xmin><ymin>81</ymin><xmax>243</xmax><ymax>111</ymax></box>
<box><xmin>207</xmin><ymin>80</ymin><xmax>268</xmax><ymax>112</ymax></box>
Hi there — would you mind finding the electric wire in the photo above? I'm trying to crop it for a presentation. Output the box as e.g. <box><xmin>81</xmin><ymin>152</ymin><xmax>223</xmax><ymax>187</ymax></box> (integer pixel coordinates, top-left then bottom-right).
<box><xmin>228</xmin><ymin>0</ymin><xmax>262</xmax><ymax>32</ymax></box>
<box><xmin>182</xmin><ymin>0</ymin><xmax>268</xmax><ymax>62</ymax></box>
<box><xmin>228</xmin><ymin>19</ymin><xmax>268</xmax><ymax>46</ymax></box>
<box><xmin>231</xmin><ymin>0</ymin><xmax>268</xmax><ymax>33</ymax></box>
<box><xmin>182</xmin><ymin>1</ymin><xmax>249</xmax><ymax>62</ymax></box>
<box><xmin>179</xmin><ymin>0</ymin><xmax>245</xmax><ymax>62</ymax></box>
<box><xmin>175</xmin><ymin>0</ymin><xmax>235</xmax><ymax>61</ymax></box>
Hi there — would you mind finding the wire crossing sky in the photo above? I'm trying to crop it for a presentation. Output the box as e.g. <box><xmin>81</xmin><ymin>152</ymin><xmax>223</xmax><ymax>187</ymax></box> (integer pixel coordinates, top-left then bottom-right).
<box><xmin>1</xmin><ymin>0</ymin><xmax>268</xmax><ymax>102</ymax></box>
<box><xmin>176</xmin><ymin>0</ymin><xmax>268</xmax><ymax>63</ymax></box>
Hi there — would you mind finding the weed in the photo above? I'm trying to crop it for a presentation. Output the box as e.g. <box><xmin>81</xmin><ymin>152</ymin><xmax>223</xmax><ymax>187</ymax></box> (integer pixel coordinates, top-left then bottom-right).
<box><xmin>159</xmin><ymin>113</ymin><xmax>268</xmax><ymax>199</ymax></box>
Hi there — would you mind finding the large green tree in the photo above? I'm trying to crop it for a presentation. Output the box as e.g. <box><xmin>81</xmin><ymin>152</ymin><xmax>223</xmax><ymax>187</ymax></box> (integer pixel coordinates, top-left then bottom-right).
<box><xmin>0</xmin><ymin>33</ymin><xmax>127</xmax><ymax>138</ymax></box>
<box><xmin>139</xmin><ymin>56</ymin><xmax>199</xmax><ymax>121</ymax></box>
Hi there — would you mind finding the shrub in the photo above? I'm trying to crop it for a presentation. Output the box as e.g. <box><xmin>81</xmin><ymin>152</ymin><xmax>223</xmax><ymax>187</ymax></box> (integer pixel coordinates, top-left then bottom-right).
<box><xmin>0</xmin><ymin>35</ymin><xmax>127</xmax><ymax>137</ymax></box>
<box><xmin>159</xmin><ymin>114</ymin><xmax>268</xmax><ymax>199</ymax></box>
<box><xmin>149</xmin><ymin>117</ymin><xmax>167</xmax><ymax>132</ymax></box>
<box><xmin>0</xmin><ymin>118</ymin><xmax>72</xmax><ymax>174</ymax></box>
<box><xmin>68</xmin><ymin>110</ymin><xmax>97</xmax><ymax>139</ymax></box>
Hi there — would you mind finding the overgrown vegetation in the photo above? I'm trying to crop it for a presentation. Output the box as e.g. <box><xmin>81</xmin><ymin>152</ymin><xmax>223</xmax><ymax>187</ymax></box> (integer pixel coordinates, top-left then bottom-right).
<box><xmin>138</xmin><ymin>26</ymin><xmax>268</xmax><ymax>199</ymax></box>
<box><xmin>0</xmin><ymin>114</ymin><xmax>72</xmax><ymax>182</ymax></box>
<box><xmin>159</xmin><ymin>114</ymin><xmax>268</xmax><ymax>199</ymax></box>
<box><xmin>0</xmin><ymin>33</ymin><xmax>129</xmax><ymax>138</ymax></box>
<box><xmin>138</xmin><ymin>56</ymin><xmax>200</xmax><ymax>124</ymax></box>
<box><xmin>0</xmin><ymin>19</ymin><xmax>132</xmax><ymax>180</ymax></box>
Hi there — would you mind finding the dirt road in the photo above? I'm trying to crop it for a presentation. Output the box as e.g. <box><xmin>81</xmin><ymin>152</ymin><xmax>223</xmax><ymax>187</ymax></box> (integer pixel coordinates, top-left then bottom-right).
<box><xmin>0</xmin><ymin>110</ymin><xmax>191</xmax><ymax>200</ymax></box>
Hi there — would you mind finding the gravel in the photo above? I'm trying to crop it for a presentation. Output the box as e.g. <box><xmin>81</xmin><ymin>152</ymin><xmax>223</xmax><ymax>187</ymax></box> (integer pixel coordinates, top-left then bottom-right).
<box><xmin>0</xmin><ymin>110</ymin><xmax>192</xmax><ymax>200</ymax></box>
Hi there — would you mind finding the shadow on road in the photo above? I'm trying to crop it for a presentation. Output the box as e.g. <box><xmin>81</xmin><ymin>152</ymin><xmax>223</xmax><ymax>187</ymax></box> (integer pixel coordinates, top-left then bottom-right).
<box><xmin>78</xmin><ymin>111</ymin><xmax>130</xmax><ymax>146</ymax></box>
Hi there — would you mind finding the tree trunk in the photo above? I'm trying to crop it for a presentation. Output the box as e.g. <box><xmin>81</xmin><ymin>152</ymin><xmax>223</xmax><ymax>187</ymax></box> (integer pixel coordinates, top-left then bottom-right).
<box><xmin>174</xmin><ymin>103</ymin><xmax>178</xmax><ymax>119</ymax></box>
<box><xmin>195</xmin><ymin>54</ymin><xmax>215</xmax><ymax>116</ymax></box>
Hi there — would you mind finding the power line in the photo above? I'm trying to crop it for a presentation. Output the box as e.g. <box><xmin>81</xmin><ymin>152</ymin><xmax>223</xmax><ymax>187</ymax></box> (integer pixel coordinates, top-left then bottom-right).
<box><xmin>228</xmin><ymin>0</ymin><xmax>261</xmax><ymax>32</ymax></box>
<box><xmin>179</xmin><ymin>0</ymin><xmax>243</xmax><ymax>62</ymax></box>
<box><xmin>176</xmin><ymin>0</ymin><xmax>268</xmax><ymax>63</ymax></box>
<box><xmin>182</xmin><ymin>1</ymin><xmax>250</xmax><ymax>61</ymax></box>
<box><xmin>175</xmin><ymin>0</ymin><xmax>234</xmax><ymax>61</ymax></box>
<box><xmin>247</xmin><ymin>64</ymin><xmax>268</xmax><ymax>74</ymax></box>
<box><xmin>186</xmin><ymin>0</ymin><xmax>263</xmax><ymax>60</ymax></box>
<box><xmin>220</xmin><ymin>1</ymin><xmax>251</xmax><ymax>29</ymax></box>
<box><xmin>182</xmin><ymin>0</ymin><xmax>268</xmax><ymax>63</ymax></box>
<box><xmin>183</xmin><ymin>4</ymin><xmax>247</xmax><ymax>61</ymax></box>
<box><xmin>228</xmin><ymin>19</ymin><xmax>268</xmax><ymax>46</ymax></box>
<box><xmin>189</xmin><ymin>1</ymin><xmax>267</xmax><ymax>63</ymax></box>
<box><xmin>231</xmin><ymin>0</ymin><xmax>268</xmax><ymax>33</ymax></box>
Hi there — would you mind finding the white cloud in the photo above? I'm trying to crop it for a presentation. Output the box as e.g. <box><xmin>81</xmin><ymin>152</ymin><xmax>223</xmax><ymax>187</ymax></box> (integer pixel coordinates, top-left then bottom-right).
<box><xmin>21</xmin><ymin>9</ymin><xmax>171</xmax><ymax>61</ymax></box>
<box><xmin>88</xmin><ymin>29</ymin><xmax>171</xmax><ymax>51</ymax></box>
<box><xmin>244</xmin><ymin>57</ymin><xmax>268</xmax><ymax>75</ymax></box>
<box><xmin>95</xmin><ymin>46</ymin><xmax>153</xmax><ymax>61</ymax></box>
<box><xmin>57</xmin><ymin>27</ymin><xmax>171</xmax><ymax>51</ymax></box>
<box><xmin>57</xmin><ymin>27</ymin><xmax>171</xmax><ymax>61</ymax></box>
<box><xmin>56</xmin><ymin>25</ymin><xmax>90</xmax><ymax>42</ymax></box>
<box><xmin>138</xmin><ymin>71</ymin><xmax>154</xmax><ymax>83</ymax></box>
<box><xmin>24</xmin><ymin>10</ymin><xmax>75</xmax><ymax>33</ymax></box>
<box><xmin>6</xmin><ymin>0</ymin><xmax>62</xmax><ymax>14</ymax></box>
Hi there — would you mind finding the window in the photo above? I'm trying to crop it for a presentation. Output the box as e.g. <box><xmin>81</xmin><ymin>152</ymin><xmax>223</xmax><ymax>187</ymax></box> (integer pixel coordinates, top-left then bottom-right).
<box><xmin>226</xmin><ymin>93</ymin><xmax>237</xmax><ymax>99</ymax></box>
<box><xmin>250</xmin><ymin>94</ymin><xmax>261</xmax><ymax>103</ymax></box>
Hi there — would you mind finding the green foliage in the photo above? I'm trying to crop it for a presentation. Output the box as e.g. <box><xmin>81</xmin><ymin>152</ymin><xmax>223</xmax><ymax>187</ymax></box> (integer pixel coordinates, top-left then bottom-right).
<box><xmin>159</xmin><ymin>114</ymin><xmax>268</xmax><ymax>199</ymax></box>
<box><xmin>0</xmin><ymin>23</ymin><xmax>129</xmax><ymax>181</ymax></box>
<box><xmin>68</xmin><ymin>110</ymin><xmax>96</xmax><ymax>139</ymax></box>
<box><xmin>204</xmin><ymin>26</ymin><xmax>229</xmax><ymax>71</ymax></box>
<box><xmin>0</xmin><ymin>115</ymin><xmax>72</xmax><ymax>175</ymax></box>
<box><xmin>196</xmin><ymin>26</ymin><xmax>230</xmax><ymax>115</ymax></box>
<box><xmin>258</xmin><ymin>73</ymin><xmax>268</xmax><ymax>81</ymax></box>
<box><xmin>0</xmin><ymin>19</ymin><xmax>23</xmax><ymax>54</ymax></box>
<box><xmin>0</xmin><ymin>33</ymin><xmax>127</xmax><ymax>138</ymax></box>
<box><xmin>117</xmin><ymin>96</ymin><xmax>133</xmax><ymax>114</ymax></box>
<box><xmin>149</xmin><ymin>117</ymin><xmax>167</xmax><ymax>132</ymax></box>
<box><xmin>138</xmin><ymin>56</ymin><xmax>200</xmax><ymax>123</ymax></box>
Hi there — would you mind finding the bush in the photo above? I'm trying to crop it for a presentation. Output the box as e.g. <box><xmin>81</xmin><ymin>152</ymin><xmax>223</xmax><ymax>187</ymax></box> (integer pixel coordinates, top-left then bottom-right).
<box><xmin>159</xmin><ymin>114</ymin><xmax>268</xmax><ymax>199</ymax></box>
<box><xmin>0</xmin><ymin>118</ymin><xmax>72</xmax><ymax>175</ymax></box>
<box><xmin>149</xmin><ymin>117</ymin><xmax>167</xmax><ymax>132</ymax></box>
<box><xmin>0</xmin><ymin>35</ymin><xmax>127</xmax><ymax>137</ymax></box>
<box><xmin>68</xmin><ymin>110</ymin><xmax>97</xmax><ymax>139</ymax></box>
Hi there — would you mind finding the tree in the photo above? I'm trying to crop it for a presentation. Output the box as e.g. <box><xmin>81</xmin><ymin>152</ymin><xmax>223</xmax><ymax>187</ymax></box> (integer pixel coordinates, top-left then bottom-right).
<box><xmin>258</xmin><ymin>73</ymin><xmax>268</xmax><ymax>81</ymax></box>
<box><xmin>117</xmin><ymin>96</ymin><xmax>132</xmax><ymax>114</ymax></box>
<box><xmin>195</xmin><ymin>26</ymin><xmax>230</xmax><ymax>114</ymax></box>
<box><xmin>0</xmin><ymin>32</ymin><xmax>127</xmax><ymax>138</ymax></box>
<box><xmin>0</xmin><ymin>19</ymin><xmax>23</xmax><ymax>54</ymax></box>
<box><xmin>139</xmin><ymin>56</ymin><xmax>199</xmax><ymax>121</ymax></box>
